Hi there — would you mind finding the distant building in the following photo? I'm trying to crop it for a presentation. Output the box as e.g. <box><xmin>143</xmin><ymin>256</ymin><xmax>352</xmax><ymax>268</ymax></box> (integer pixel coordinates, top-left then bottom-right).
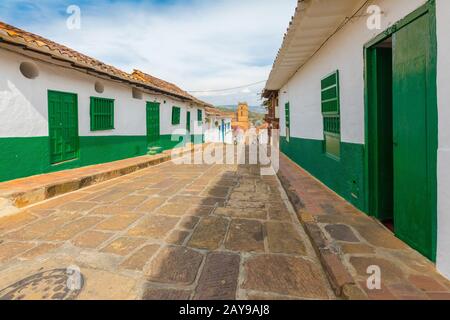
<box><xmin>204</xmin><ymin>107</ymin><xmax>233</xmax><ymax>144</ymax></box>
<box><xmin>231</xmin><ymin>102</ymin><xmax>250</xmax><ymax>131</ymax></box>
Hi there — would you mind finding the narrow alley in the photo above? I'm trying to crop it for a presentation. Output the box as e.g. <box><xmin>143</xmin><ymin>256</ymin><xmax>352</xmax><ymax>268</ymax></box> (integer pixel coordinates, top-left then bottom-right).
<box><xmin>0</xmin><ymin>150</ymin><xmax>335</xmax><ymax>300</ymax></box>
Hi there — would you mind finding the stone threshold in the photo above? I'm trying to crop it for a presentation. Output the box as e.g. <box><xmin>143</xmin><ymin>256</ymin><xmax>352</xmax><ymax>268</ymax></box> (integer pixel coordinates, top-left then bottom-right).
<box><xmin>0</xmin><ymin>144</ymin><xmax>204</xmax><ymax>217</ymax></box>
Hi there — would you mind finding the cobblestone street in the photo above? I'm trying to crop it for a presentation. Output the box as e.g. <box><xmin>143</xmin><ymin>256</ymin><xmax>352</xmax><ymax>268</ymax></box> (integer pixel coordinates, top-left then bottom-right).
<box><xmin>0</xmin><ymin>151</ymin><xmax>335</xmax><ymax>300</ymax></box>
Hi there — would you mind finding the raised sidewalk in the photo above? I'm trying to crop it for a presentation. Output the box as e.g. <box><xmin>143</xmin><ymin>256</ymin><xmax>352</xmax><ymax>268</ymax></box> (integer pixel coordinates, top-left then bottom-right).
<box><xmin>278</xmin><ymin>153</ymin><xmax>450</xmax><ymax>300</ymax></box>
<box><xmin>0</xmin><ymin>144</ymin><xmax>202</xmax><ymax>216</ymax></box>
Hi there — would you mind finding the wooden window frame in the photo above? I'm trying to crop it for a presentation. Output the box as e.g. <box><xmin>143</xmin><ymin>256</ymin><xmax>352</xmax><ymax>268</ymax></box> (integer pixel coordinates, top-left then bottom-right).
<box><xmin>90</xmin><ymin>97</ymin><xmax>115</xmax><ymax>131</ymax></box>
<box><xmin>321</xmin><ymin>71</ymin><xmax>341</xmax><ymax>159</ymax></box>
<box><xmin>172</xmin><ymin>106</ymin><xmax>181</xmax><ymax>125</ymax></box>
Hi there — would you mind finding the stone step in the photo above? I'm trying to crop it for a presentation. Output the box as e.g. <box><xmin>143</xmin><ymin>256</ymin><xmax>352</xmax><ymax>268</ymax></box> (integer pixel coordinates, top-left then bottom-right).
<box><xmin>0</xmin><ymin>144</ymin><xmax>206</xmax><ymax>215</ymax></box>
<box><xmin>148</xmin><ymin>146</ymin><xmax>164</xmax><ymax>156</ymax></box>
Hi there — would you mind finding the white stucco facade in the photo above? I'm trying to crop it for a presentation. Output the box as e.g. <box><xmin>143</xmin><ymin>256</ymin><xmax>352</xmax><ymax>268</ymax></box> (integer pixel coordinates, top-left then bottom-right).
<box><xmin>204</xmin><ymin>116</ymin><xmax>233</xmax><ymax>144</ymax></box>
<box><xmin>274</xmin><ymin>0</ymin><xmax>449</xmax><ymax>278</ymax></box>
<box><xmin>0</xmin><ymin>48</ymin><xmax>205</xmax><ymax>139</ymax></box>
<box><xmin>278</xmin><ymin>0</ymin><xmax>427</xmax><ymax>144</ymax></box>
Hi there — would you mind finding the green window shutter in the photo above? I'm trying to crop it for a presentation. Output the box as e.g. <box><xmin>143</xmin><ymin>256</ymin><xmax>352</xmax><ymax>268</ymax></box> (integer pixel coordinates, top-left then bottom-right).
<box><xmin>197</xmin><ymin>109</ymin><xmax>203</xmax><ymax>122</ymax></box>
<box><xmin>321</xmin><ymin>71</ymin><xmax>341</xmax><ymax>158</ymax></box>
<box><xmin>285</xmin><ymin>102</ymin><xmax>291</xmax><ymax>140</ymax></box>
<box><xmin>285</xmin><ymin>103</ymin><xmax>290</xmax><ymax>128</ymax></box>
<box><xmin>172</xmin><ymin>107</ymin><xmax>181</xmax><ymax>125</ymax></box>
<box><xmin>90</xmin><ymin>97</ymin><xmax>114</xmax><ymax>131</ymax></box>
<box><xmin>321</xmin><ymin>71</ymin><xmax>340</xmax><ymax>115</ymax></box>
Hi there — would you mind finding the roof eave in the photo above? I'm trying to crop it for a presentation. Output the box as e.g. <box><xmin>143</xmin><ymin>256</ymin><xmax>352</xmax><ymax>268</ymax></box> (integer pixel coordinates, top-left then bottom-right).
<box><xmin>0</xmin><ymin>35</ymin><xmax>199</xmax><ymax>103</ymax></box>
<box><xmin>264</xmin><ymin>0</ymin><xmax>365</xmax><ymax>91</ymax></box>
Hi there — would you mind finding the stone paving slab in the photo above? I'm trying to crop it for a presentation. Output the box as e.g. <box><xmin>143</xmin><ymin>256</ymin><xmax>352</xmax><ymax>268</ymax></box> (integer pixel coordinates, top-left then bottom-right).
<box><xmin>0</xmin><ymin>148</ymin><xmax>335</xmax><ymax>300</ymax></box>
<box><xmin>278</xmin><ymin>152</ymin><xmax>450</xmax><ymax>300</ymax></box>
<box><xmin>193</xmin><ymin>252</ymin><xmax>240</xmax><ymax>300</ymax></box>
<box><xmin>0</xmin><ymin>144</ymin><xmax>201</xmax><ymax>215</ymax></box>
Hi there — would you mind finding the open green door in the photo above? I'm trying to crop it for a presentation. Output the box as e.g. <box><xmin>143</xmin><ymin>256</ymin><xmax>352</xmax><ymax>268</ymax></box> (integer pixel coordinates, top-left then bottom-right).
<box><xmin>48</xmin><ymin>90</ymin><xmax>79</xmax><ymax>164</ymax></box>
<box><xmin>186</xmin><ymin>111</ymin><xmax>191</xmax><ymax>132</ymax></box>
<box><xmin>367</xmin><ymin>47</ymin><xmax>394</xmax><ymax>222</ymax></box>
<box><xmin>146</xmin><ymin>102</ymin><xmax>160</xmax><ymax>145</ymax></box>
<box><xmin>392</xmin><ymin>12</ymin><xmax>437</xmax><ymax>260</ymax></box>
<box><xmin>186</xmin><ymin>111</ymin><xmax>191</xmax><ymax>143</ymax></box>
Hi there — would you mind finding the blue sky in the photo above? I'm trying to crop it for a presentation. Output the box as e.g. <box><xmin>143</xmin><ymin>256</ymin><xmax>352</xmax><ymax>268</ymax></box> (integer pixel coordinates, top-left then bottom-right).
<box><xmin>0</xmin><ymin>0</ymin><xmax>297</xmax><ymax>106</ymax></box>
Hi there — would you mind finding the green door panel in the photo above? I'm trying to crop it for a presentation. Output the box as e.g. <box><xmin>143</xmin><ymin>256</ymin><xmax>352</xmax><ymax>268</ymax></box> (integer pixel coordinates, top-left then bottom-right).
<box><xmin>392</xmin><ymin>14</ymin><xmax>435</xmax><ymax>259</ymax></box>
<box><xmin>186</xmin><ymin>111</ymin><xmax>191</xmax><ymax>143</ymax></box>
<box><xmin>375</xmin><ymin>48</ymin><xmax>394</xmax><ymax>221</ymax></box>
<box><xmin>368</xmin><ymin>47</ymin><xmax>394</xmax><ymax>221</ymax></box>
<box><xmin>146</xmin><ymin>102</ymin><xmax>160</xmax><ymax>144</ymax></box>
<box><xmin>186</xmin><ymin>111</ymin><xmax>191</xmax><ymax>132</ymax></box>
<box><xmin>48</xmin><ymin>91</ymin><xmax>79</xmax><ymax>164</ymax></box>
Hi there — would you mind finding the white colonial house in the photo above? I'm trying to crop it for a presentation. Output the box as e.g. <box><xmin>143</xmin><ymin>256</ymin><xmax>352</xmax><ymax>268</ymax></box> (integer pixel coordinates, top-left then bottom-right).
<box><xmin>0</xmin><ymin>21</ymin><xmax>210</xmax><ymax>183</ymax></box>
<box><xmin>204</xmin><ymin>107</ymin><xmax>233</xmax><ymax>144</ymax></box>
<box><xmin>264</xmin><ymin>0</ymin><xmax>450</xmax><ymax>278</ymax></box>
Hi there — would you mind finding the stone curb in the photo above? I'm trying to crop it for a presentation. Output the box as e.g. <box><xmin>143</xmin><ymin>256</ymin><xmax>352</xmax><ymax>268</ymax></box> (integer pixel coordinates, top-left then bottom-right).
<box><xmin>277</xmin><ymin>169</ymin><xmax>367</xmax><ymax>300</ymax></box>
<box><xmin>0</xmin><ymin>144</ymin><xmax>204</xmax><ymax>215</ymax></box>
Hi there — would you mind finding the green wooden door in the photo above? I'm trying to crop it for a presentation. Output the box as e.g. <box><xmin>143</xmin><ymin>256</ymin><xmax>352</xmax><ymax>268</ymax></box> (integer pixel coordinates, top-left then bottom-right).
<box><xmin>186</xmin><ymin>111</ymin><xmax>191</xmax><ymax>132</ymax></box>
<box><xmin>392</xmin><ymin>13</ymin><xmax>436</xmax><ymax>260</ymax></box>
<box><xmin>285</xmin><ymin>103</ymin><xmax>290</xmax><ymax>140</ymax></box>
<box><xmin>186</xmin><ymin>111</ymin><xmax>191</xmax><ymax>143</ymax></box>
<box><xmin>48</xmin><ymin>91</ymin><xmax>79</xmax><ymax>164</ymax></box>
<box><xmin>146</xmin><ymin>102</ymin><xmax>160</xmax><ymax>144</ymax></box>
<box><xmin>367</xmin><ymin>47</ymin><xmax>394</xmax><ymax>222</ymax></box>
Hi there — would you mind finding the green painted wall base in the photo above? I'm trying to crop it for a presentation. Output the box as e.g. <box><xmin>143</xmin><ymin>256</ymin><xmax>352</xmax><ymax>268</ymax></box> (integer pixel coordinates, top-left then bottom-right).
<box><xmin>0</xmin><ymin>134</ymin><xmax>204</xmax><ymax>183</ymax></box>
<box><xmin>281</xmin><ymin>136</ymin><xmax>365</xmax><ymax>210</ymax></box>
<box><xmin>148</xmin><ymin>134</ymin><xmax>204</xmax><ymax>151</ymax></box>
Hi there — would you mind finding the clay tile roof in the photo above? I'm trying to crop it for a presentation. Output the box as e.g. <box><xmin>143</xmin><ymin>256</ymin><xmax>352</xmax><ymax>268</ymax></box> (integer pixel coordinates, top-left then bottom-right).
<box><xmin>131</xmin><ymin>70</ymin><xmax>212</xmax><ymax>107</ymax></box>
<box><xmin>0</xmin><ymin>21</ymin><xmax>210</xmax><ymax>107</ymax></box>
<box><xmin>204</xmin><ymin>106</ymin><xmax>234</xmax><ymax>118</ymax></box>
<box><xmin>131</xmin><ymin>70</ymin><xmax>214</xmax><ymax>108</ymax></box>
<box><xmin>204</xmin><ymin>106</ymin><xmax>220</xmax><ymax>116</ymax></box>
<box><xmin>0</xmin><ymin>21</ymin><xmax>134</xmax><ymax>80</ymax></box>
<box><xmin>131</xmin><ymin>69</ymin><xmax>192</xmax><ymax>100</ymax></box>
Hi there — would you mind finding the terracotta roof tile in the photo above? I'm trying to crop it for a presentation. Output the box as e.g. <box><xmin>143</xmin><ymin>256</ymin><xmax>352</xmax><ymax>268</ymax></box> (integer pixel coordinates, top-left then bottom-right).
<box><xmin>0</xmin><ymin>21</ymin><xmax>211</xmax><ymax>107</ymax></box>
<box><xmin>204</xmin><ymin>106</ymin><xmax>233</xmax><ymax>118</ymax></box>
<box><xmin>131</xmin><ymin>69</ymin><xmax>192</xmax><ymax>100</ymax></box>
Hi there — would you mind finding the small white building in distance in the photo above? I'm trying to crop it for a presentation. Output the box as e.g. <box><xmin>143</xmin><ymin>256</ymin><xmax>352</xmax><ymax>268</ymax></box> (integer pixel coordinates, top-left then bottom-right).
<box><xmin>204</xmin><ymin>107</ymin><xmax>233</xmax><ymax>144</ymax></box>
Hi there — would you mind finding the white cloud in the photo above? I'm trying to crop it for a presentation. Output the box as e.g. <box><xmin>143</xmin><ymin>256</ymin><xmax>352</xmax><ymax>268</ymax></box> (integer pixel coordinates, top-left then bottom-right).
<box><xmin>3</xmin><ymin>0</ymin><xmax>297</xmax><ymax>106</ymax></box>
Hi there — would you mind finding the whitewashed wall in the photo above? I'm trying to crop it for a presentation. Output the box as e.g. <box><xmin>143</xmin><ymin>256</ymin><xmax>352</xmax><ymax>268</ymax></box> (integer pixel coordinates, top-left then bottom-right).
<box><xmin>223</xmin><ymin>119</ymin><xmax>233</xmax><ymax>144</ymax></box>
<box><xmin>277</xmin><ymin>0</ymin><xmax>450</xmax><ymax>277</ymax></box>
<box><xmin>436</xmin><ymin>0</ymin><xmax>450</xmax><ymax>279</ymax></box>
<box><xmin>0</xmin><ymin>48</ymin><xmax>203</xmax><ymax>139</ymax></box>
<box><xmin>204</xmin><ymin>116</ymin><xmax>232</xmax><ymax>144</ymax></box>
<box><xmin>158</xmin><ymin>96</ymin><xmax>204</xmax><ymax>137</ymax></box>
<box><xmin>279</xmin><ymin>0</ymin><xmax>427</xmax><ymax>144</ymax></box>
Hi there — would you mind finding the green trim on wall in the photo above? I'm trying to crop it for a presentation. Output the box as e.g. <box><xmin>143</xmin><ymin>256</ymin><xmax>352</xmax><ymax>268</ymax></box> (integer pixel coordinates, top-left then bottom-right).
<box><xmin>363</xmin><ymin>0</ymin><xmax>437</xmax><ymax>261</ymax></box>
<box><xmin>79</xmin><ymin>136</ymin><xmax>147</xmax><ymax>166</ymax></box>
<box><xmin>0</xmin><ymin>134</ymin><xmax>203</xmax><ymax>183</ymax></box>
<box><xmin>0</xmin><ymin>136</ymin><xmax>147</xmax><ymax>182</ymax></box>
<box><xmin>281</xmin><ymin>136</ymin><xmax>365</xmax><ymax>210</ymax></box>
<box><xmin>171</xmin><ymin>106</ymin><xmax>181</xmax><ymax>125</ymax></box>
<box><xmin>0</xmin><ymin>135</ymin><xmax>204</xmax><ymax>182</ymax></box>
